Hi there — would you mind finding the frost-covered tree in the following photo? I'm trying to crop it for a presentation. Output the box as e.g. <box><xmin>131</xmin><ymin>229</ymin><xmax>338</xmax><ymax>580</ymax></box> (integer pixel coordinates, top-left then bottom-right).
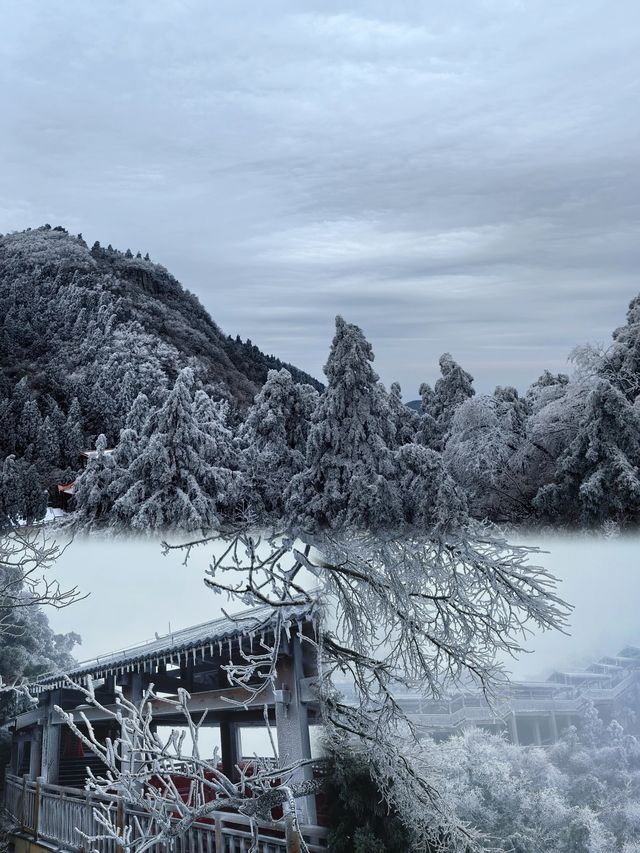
<box><xmin>17</xmin><ymin>398</ymin><xmax>42</xmax><ymax>453</ymax></box>
<box><xmin>286</xmin><ymin>316</ymin><xmax>402</xmax><ymax>531</ymax></box>
<box><xmin>432</xmin><ymin>353</ymin><xmax>475</xmax><ymax>447</ymax></box>
<box><xmin>388</xmin><ymin>382</ymin><xmax>418</xmax><ymax>448</ymax></box>
<box><xmin>415</xmin><ymin>381</ymin><xmax>441</xmax><ymax>449</ymax></box>
<box><xmin>413</xmin><ymin>720</ymin><xmax>640</xmax><ymax>853</ymax></box>
<box><xmin>239</xmin><ymin>368</ymin><xmax>317</xmax><ymax>520</ymax></box>
<box><xmin>36</xmin><ymin>414</ymin><xmax>61</xmax><ymax>471</ymax></box>
<box><xmin>604</xmin><ymin>293</ymin><xmax>640</xmax><ymax>401</ymax></box>
<box><xmin>62</xmin><ymin>397</ymin><xmax>85</xmax><ymax>466</ymax></box>
<box><xmin>125</xmin><ymin>391</ymin><xmax>151</xmax><ymax>434</ymax></box>
<box><xmin>445</xmin><ymin>390</ymin><xmax>531</xmax><ymax>521</ymax></box>
<box><xmin>72</xmin><ymin>434</ymin><xmax>117</xmax><ymax>529</ymax></box>
<box><xmin>109</xmin><ymin>369</ymin><xmax>237</xmax><ymax>532</ymax></box>
<box><xmin>395</xmin><ymin>443</ymin><xmax>468</xmax><ymax>530</ymax></box>
<box><xmin>534</xmin><ymin>380</ymin><xmax>640</xmax><ymax>526</ymax></box>
<box><xmin>0</xmin><ymin>456</ymin><xmax>47</xmax><ymax>526</ymax></box>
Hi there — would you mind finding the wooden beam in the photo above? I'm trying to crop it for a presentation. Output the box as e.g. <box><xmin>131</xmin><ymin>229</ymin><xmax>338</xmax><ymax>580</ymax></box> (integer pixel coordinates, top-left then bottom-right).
<box><xmin>49</xmin><ymin>685</ymin><xmax>277</xmax><ymax>724</ymax></box>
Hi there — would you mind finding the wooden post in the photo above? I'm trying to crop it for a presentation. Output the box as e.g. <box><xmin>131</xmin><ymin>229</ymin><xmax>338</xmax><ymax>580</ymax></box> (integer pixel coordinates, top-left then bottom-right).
<box><xmin>41</xmin><ymin>713</ymin><xmax>61</xmax><ymax>784</ymax></box>
<box><xmin>33</xmin><ymin>777</ymin><xmax>41</xmax><ymax>841</ymax></box>
<box><xmin>29</xmin><ymin>727</ymin><xmax>43</xmax><ymax>781</ymax></box>
<box><xmin>219</xmin><ymin>716</ymin><xmax>240</xmax><ymax>781</ymax></box>
<box><xmin>214</xmin><ymin>815</ymin><xmax>223</xmax><ymax>852</ymax></box>
<box><xmin>85</xmin><ymin>790</ymin><xmax>93</xmax><ymax>846</ymax></box>
<box><xmin>20</xmin><ymin>773</ymin><xmax>27</xmax><ymax>831</ymax></box>
<box><xmin>285</xmin><ymin>811</ymin><xmax>302</xmax><ymax>853</ymax></box>
<box><xmin>117</xmin><ymin>798</ymin><xmax>124</xmax><ymax>839</ymax></box>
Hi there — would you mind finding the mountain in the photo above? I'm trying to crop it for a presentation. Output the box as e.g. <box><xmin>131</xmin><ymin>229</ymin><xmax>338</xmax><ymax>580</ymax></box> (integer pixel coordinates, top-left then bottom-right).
<box><xmin>0</xmin><ymin>225</ymin><xmax>321</xmax><ymax>443</ymax></box>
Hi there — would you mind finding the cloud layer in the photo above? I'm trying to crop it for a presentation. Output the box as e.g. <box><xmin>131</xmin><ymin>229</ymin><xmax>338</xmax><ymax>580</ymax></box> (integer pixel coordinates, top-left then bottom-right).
<box><xmin>2</xmin><ymin>1</ymin><xmax>639</xmax><ymax>394</ymax></box>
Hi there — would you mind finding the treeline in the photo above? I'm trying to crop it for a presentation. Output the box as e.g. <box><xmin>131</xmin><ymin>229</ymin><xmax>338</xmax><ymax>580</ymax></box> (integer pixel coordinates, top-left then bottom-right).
<box><xmin>65</xmin><ymin>300</ymin><xmax>640</xmax><ymax>532</ymax></box>
<box><xmin>2</xmin><ymin>224</ymin><xmax>640</xmax><ymax>531</ymax></box>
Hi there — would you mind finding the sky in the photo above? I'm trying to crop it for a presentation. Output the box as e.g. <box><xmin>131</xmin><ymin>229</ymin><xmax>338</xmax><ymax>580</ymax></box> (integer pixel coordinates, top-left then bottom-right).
<box><xmin>47</xmin><ymin>534</ymin><xmax>640</xmax><ymax>685</ymax></box>
<box><xmin>2</xmin><ymin>1</ymin><xmax>640</xmax><ymax>394</ymax></box>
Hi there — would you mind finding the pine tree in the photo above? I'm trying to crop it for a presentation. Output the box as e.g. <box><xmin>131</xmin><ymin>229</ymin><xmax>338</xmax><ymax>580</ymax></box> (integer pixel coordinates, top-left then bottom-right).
<box><xmin>395</xmin><ymin>443</ymin><xmax>468</xmax><ymax>530</ymax></box>
<box><xmin>286</xmin><ymin>317</ymin><xmax>402</xmax><ymax>531</ymax></box>
<box><xmin>125</xmin><ymin>392</ymin><xmax>151</xmax><ymax>434</ymax></box>
<box><xmin>533</xmin><ymin>381</ymin><xmax>640</xmax><ymax>526</ymax></box>
<box><xmin>36</xmin><ymin>414</ymin><xmax>62</xmax><ymax>471</ymax></box>
<box><xmin>109</xmin><ymin>369</ymin><xmax>235</xmax><ymax>532</ymax></box>
<box><xmin>17</xmin><ymin>399</ymin><xmax>43</xmax><ymax>452</ymax></box>
<box><xmin>415</xmin><ymin>381</ymin><xmax>441</xmax><ymax>450</ymax></box>
<box><xmin>432</xmin><ymin>352</ymin><xmax>475</xmax><ymax>445</ymax></box>
<box><xmin>387</xmin><ymin>382</ymin><xmax>418</xmax><ymax>447</ymax></box>
<box><xmin>72</xmin><ymin>434</ymin><xmax>117</xmax><ymax>529</ymax></box>
<box><xmin>62</xmin><ymin>397</ymin><xmax>85</xmax><ymax>467</ymax></box>
<box><xmin>239</xmin><ymin>369</ymin><xmax>317</xmax><ymax>520</ymax></box>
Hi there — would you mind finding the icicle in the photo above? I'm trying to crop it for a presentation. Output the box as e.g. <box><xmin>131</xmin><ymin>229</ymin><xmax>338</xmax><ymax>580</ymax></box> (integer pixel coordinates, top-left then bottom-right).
<box><xmin>201</xmin><ymin>646</ymin><xmax>205</xmax><ymax>661</ymax></box>
<box><xmin>297</xmin><ymin>620</ymin><xmax>304</xmax><ymax>641</ymax></box>
<box><xmin>227</xmin><ymin>638</ymin><xmax>232</xmax><ymax>657</ymax></box>
<box><xmin>209</xmin><ymin>643</ymin><xmax>213</xmax><ymax>657</ymax></box>
<box><xmin>284</xmin><ymin>621</ymin><xmax>291</xmax><ymax>641</ymax></box>
<box><xmin>218</xmin><ymin>640</ymin><xmax>223</xmax><ymax>656</ymax></box>
<box><xmin>249</xmin><ymin>632</ymin><xmax>254</xmax><ymax>653</ymax></box>
<box><xmin>192</xmin><ymin>648</ymin><xmax>196</xmax><ymax>664</ymax></box>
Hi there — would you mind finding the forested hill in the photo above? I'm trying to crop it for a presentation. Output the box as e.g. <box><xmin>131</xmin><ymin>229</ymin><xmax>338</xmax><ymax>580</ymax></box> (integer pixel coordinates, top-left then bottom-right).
<box><xmin>0</xmin><ymin>225</ymin><xmax>321</xmax><ymax>433</ymax></box>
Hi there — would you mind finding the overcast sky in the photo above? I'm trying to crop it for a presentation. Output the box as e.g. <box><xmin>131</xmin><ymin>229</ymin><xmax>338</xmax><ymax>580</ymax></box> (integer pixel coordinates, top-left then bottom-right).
<box><xmin>2</xmin><ymin>1</ymin><xmax>640</xmax><ymax>394</ymax></box>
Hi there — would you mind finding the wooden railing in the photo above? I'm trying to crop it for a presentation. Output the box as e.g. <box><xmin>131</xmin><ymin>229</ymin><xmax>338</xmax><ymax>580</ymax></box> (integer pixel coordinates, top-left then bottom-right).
<box><xmin>4</xmin><ymin>773</ymin><xmax>329</xmax><ymax>853</ymax></box>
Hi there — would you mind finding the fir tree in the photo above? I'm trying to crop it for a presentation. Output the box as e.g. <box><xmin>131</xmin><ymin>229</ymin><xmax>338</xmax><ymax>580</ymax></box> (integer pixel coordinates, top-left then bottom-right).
<box><xmin>239</xmin><ymin>369</ymin><xmax>316</xmax><ymax>520</ymax></box>
<box><xmin>73</xmin><ymin>434</ymin><xmax>117</xmax><ymax>529</ymax></box>
<box><xmin>62</xmin><ymin>397</ymin><xmax>85</xmax><ymax>466</ymax></box>
<box><xmin>387</xmin><ymin>382</ymin><xmax>418</xmax><ymax>447</ymax></box>
<box><xmin>286</xmin><ymin>317</ymin><xmax>402</xmax><ymax>531</ymax></box>
<box><xmin>533</xmin><ymin>381</ymin><xmax>640</xmax><ymax>526</ymax></box>
<box><xmin>109</xmin><ymin>369</ymin><xmax>235</xmax><ymax>532</ymax></box>
<box><xmin>432</xmin><ymin>352</ymin><xmax>475</xmax><ymax>445</ymax></box>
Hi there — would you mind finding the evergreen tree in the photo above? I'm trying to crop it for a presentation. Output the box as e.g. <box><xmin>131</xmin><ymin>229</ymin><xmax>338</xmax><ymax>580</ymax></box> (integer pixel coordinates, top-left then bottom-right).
<box><xmin>286</xmin><ymin>317</ymin><xmax>402</xmax><ymax>531</ymax></box>
<box><xmin>62</xmin><ymin>397</ymin><xmax>85</xmax><ymax>466</ymax></box>
<box><xmin>533</xmin><ymin>381</ymin><xmax>640</xmax><ymax>526</ymax></box>
<box><xmin>17</xmin><ymin>399</ymin><xmax>43</xmax><ymax>452</ymax></box>
<box><xmin>387</xmin><ymin>382</ymin><xmax>418</xmax><ymax>447</ymax></box>
<box><xmin>109</xmin><ymin>369</ymin><xmax>235</xmax><ymax>532</ymax></box>
<box><xmin>125</xmin><ymin>392</ymin><xmax>151</xmax><ymax>434</ymax></box>
<box><xmin>324</xmin><ymin>742</ymin><xmax>421</xmax><ymax>853</ymax></box>
<box><xmin>239</xmin><ymin>369</ymin><xmax>316</xmax><ymax>520</ymax></box>
<box><xmin>72</xmin><ymin>434</ymin><xmax>117</xmax><ymax>529</ymax></box>
<box><xmin>432</xmin><ymin>352</ymin><xmax>475</xmax><ymax>445</ymax></box>
<box><xmin>36</xmin><ymin>414</ymin><xmax>61</xmax><ymax>471</ymax></box>
<box><xmin>395</xmin><ymin>443</ymin><xmax>468</xmax><ymax>530</ymax></box>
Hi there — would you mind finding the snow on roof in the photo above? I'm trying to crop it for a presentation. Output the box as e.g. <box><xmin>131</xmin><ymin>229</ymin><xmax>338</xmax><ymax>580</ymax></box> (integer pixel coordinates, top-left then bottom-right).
<box><xmin>57</xmin><ymin>481</ymin><xmax>76</xmax><ymax>494</ymax></box>
<box><xmin>80</xmin><ymin>449</ymin><xmax>115</xmax><ymax>459</ymax></box>
<box><xmin>29</xmin><ymin>598</ymin><xmax>319</xmax><ymax>692</ymax></box>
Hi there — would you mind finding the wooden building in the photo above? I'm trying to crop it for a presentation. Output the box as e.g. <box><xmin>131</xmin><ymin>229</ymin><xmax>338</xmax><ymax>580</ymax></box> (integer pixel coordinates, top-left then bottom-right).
<box><xmin>3</xmin><ymin>601</ymin><xmax>328</xmax><ymax>852</ymax></box>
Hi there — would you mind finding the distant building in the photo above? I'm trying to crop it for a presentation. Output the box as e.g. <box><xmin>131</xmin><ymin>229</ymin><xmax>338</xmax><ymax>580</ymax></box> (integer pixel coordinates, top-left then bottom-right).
<box><xmin>338</xmin><ymin>646</ymin><xmax>640</xmax><ymax>746</ymax></box>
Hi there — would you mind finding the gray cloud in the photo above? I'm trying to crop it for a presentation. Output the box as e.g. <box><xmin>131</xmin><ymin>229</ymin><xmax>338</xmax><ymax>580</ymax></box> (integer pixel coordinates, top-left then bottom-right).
<box><xmin>1</xmin><ymin>0</ymin><xmax>639</xmax><ymax>394</ymax></box>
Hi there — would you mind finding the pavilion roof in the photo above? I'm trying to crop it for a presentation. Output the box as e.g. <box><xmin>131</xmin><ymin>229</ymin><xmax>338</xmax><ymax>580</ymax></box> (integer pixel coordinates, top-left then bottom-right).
<box><xmin>28</xmin><ymin>598</ymin><xmax>318</xmax><ymax>692</ymax></box>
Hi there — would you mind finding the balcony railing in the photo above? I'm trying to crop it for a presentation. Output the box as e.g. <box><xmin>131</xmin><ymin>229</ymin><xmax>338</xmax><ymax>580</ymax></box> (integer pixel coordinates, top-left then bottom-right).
<box><xmin>4</xmin><ymin>773</ymin><xmax>329</xmax><ymax>853</ymax></box>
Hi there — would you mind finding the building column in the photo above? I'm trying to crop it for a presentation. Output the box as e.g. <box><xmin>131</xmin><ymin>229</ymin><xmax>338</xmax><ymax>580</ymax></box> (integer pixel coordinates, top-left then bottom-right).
<box><xmin>29</xmin><ymin>727</ymin><xmax>43</xmax><ymax>781</ymax></box>
<box><xmin>219</xmin><ymin>716</ymin><xmax>240</xmax><ymax>781</ymax></box>
<box><xmin>507</xmin><ymin>712</ymin><xmax>519</xmax><ymax>745</ymax></box>
<box><xmin>275</xmin><ymin>642</ymin><xmax>316</xmax><ymax>825</ymax></box>
<box><xmin>41</xmin><ymin>718</ymin><xmax>60</xmax><ymax>784</ymax></box>
<box><xmin>121</xmin><ymin>672</ymin><xmax>145</xmax><ymax>779</ymax></box>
